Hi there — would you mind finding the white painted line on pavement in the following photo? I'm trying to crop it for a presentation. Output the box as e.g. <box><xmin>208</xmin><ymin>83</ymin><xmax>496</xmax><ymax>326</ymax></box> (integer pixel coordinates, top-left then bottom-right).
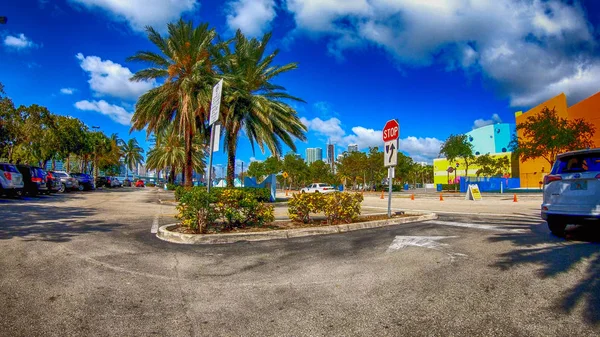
<box><xmin>423</xmin><ymin>220</ymin><xmax>527</xmax><ymax>233</ymax></box>
<box><xmin>387</xmin><ymin>236</ymin><xmax>457</xmax><ymax>252</ymax></box>
<box><xmin>151</xmin><ymin>214</ymin><xmax>159</xmax><ymax>234</ymax></box>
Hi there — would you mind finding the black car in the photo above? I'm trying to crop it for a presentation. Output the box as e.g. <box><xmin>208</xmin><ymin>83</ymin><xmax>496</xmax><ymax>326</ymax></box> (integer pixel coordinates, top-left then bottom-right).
<box><xmin>70</xmin><ymin>173</ymin><xmax>95</xmax><ymax>191</ymax></box>
<box><xmin>15</xmin><ymin>165</ymin><xmax>49</xmax><ymax>196</ymax></box>
<box><xmin>95</xmin><ymin>176</ymin><xmax>109</xmax><ymax>188</ymax></box>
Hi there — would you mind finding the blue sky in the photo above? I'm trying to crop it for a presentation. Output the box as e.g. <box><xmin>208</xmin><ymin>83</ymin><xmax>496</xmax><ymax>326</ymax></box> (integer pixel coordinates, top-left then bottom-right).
<box><xmin>2</xmin><ymin>0</ymin><xmax>600</xmax><ymax>172</ymax></box>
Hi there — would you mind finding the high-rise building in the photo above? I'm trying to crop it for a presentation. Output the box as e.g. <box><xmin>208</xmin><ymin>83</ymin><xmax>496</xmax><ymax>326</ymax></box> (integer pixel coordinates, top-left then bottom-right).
<box><xmin>327</xmin><ymin>144</ymin><xmax>335</xmax><ymax>167</ymax></box>
<box><xmin>305</xmin><ymin>147</ymin><xmax>323</xmax><ymax>164</ymax></box>
<box><xmin>348</xmin><ymin>144</ymin><xmax>359</xmax><ymax>152</ymax></box>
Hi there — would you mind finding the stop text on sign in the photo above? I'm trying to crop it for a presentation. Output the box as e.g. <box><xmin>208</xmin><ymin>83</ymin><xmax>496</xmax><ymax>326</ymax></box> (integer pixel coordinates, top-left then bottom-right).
<box><xmin>382</xmin><ymin>119</ymin><xmax>399</xmax><ymax>142</ymax></box>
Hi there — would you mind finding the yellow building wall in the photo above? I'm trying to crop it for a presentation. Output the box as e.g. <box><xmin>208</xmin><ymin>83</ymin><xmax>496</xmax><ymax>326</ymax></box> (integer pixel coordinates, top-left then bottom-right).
<box><xmin>567</xmin><ymin>91</ymin><xmax>600</xmax><ymax>148</ymax></box>
<box><xmin>515</xmin><ymin>93</ymin><xmax>568</xmax><ymax>188</ymax></box>
<box><xmin>433</xmin><ymin>153</ymin><xmax>515</xmax><ymax>185</ymax></box>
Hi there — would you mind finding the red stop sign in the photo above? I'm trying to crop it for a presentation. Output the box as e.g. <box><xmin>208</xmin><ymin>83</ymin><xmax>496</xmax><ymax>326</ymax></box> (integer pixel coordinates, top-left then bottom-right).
<box><xmin>382</xmin><ymin>119</ymin><xmax>399</xmax><ymax>142</ymax></box>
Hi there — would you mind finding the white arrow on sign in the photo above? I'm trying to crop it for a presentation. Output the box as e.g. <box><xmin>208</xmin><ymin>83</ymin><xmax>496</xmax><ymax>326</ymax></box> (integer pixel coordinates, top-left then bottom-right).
<box><xmin>384</xmin><ymin>139</ymin><xmax>398</xmax><ymax>167</ymax></box>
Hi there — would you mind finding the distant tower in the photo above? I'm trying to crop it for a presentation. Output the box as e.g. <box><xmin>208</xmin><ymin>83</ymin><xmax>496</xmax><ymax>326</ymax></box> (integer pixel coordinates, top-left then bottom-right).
<box><xmin>305</xmin><ymin>147</ymin><xmax>323</xmax><ymax>164</ymax></box>
<box><xmin>327</xmin><ymin>143</ymin><xmax>335</xmax><ymax>171</ymax></box>
<box><xmin>348</xmin><ymin>144</ymin><xmax>359</xmax><ymax>152</ymax></box>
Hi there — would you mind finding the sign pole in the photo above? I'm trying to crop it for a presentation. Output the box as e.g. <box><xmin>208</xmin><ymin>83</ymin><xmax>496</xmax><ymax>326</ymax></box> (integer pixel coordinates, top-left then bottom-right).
<box><xmin>207</xmin><ymin>79</ymin><xmax>223</xmax><ymax>193</ymax></box>
<box><xmin>388</xmin><ymin>167</ymin><xmax>393</xmax><ymax>218</ymax></box>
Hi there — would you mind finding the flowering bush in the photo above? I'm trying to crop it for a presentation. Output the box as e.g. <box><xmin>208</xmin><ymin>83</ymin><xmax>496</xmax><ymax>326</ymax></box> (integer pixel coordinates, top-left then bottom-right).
<box><xmin>176</xmin><ymin>187</ymin><xmax>274</xmax><ymax>233</ymax></box>
<box><xmin>288</xmin><ymin>192</ymin><xmax>363</xmax><ymax>224</ymax></box>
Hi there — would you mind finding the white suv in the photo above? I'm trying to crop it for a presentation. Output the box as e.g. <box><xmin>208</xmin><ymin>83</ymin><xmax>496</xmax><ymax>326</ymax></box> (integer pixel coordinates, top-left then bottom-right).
<box><xmin>542</xmin><ymin>148</ymin><xmax>600</xmax><ymax>237</ymax></box>
<box><xmin>300</xmin><ymin>183</ymin><xmax>336</xmax><ymax>194</ymax></box>
<box><xmin>0</xmin><ymin>163</ymin><xmax>24</xmax><ymax>196</ymax></box>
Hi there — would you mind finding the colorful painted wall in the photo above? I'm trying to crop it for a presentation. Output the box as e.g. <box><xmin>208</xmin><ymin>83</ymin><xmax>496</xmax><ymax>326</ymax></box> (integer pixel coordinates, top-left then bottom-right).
<box><xmin>433</xmin><ymin>152</ymin><xmax>518</xmax><ymax>185</ymax></box>
<box><xmin>515</xmin><ymin>92</ymin><xmax>600</xmax><ymax>188</ymax></box>
<box><xmin>464</xmin><ymin>123</ymin><xmax>515</xmax><ymax>156</ymax></box>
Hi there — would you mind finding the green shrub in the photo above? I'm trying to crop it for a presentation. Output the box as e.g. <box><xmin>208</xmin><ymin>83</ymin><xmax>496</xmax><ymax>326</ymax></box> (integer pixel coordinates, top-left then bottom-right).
<box><xmin>441</xmin><ymin>184</ymin><xmax>459</xmax><ymax>191</ymax></box>
<box><xmin>166</xmin><ymin>183</ymin><xmax>178</xmax><ymax>191</ymax></box>
<box><xmin>210</xmin><ymin>187</ymin><xmax>271</xmax><ymax>202</ymax></box>
<box><xmin>288</xmin><ymin>192</ymin><xmax>363</xmax><ymax>224</ymax></box>
<box><xmin>147</xmin><ymin>182</ymin><xmax>156</xmax><ymax>187</ymax></box>
<box><xmin>177</xmin><ymin>189</ymin><xmax>218</xmax><ymax>233</ymax></box>
<box><xmin>174</xmin><ymin>186</ymin><xmax>190</xmax><ymax>201</ymax></box>
<box><xmin>176</xmin><ymin>187</ymin><xmax>274</xmax><ymax>233</ymax></box>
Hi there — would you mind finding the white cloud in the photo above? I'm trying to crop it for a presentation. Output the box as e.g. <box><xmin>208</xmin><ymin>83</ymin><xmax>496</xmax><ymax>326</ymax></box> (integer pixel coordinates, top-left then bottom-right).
<box><xmin>76</xmin><ymin>53</ymin><xmax>155</xmax><ymax>101</ymax></box>
<box><xmin>60</xmin><ymin>88</ymin><xmax>76</xmax><ymax>95</ymax></box>
<box><xmin>3</xmin><ymin>33</ymin><xmax>39</xmax><ymax>50</ymax></box>
<box><xmin>74</xmin><ymin>100</ymin><xmax>133</xmax><ymax>125</ymax></box>
<box><xmin>312</xmin><ymin>101</ymin><xmax>339</xmax><ymax>118</ymax></box>
<box><xmin>70</xmin><ymin>0</ymin><xmax>198</xmax><ymax>32</ymax></box>
<box><xmin>285</xmin><ymin>0</ymin><xmax>600</xmax><ymax>106</ymax></box>
<box><xmin>398</xmin><ymin>136</ymin><xmax>443</xmax><ymax>164</ymax></box>
<box><xmin>226</xmin><ymin>0</ymin><xmax>276</xmax><ymax>37</ymax></box>
<box><xmin>472</xmin><ymin>113</ymin><xmax>502</xmax><ymax>130</ymax></box>
<box><xmin>300</xmin><ymin>117</ymin><xmax>345</xmax><ymax>142</ymax></box>
<box><xmin>341</xmin><ymin>126</ymin><xmax>382</xmax><ymax>150</ymax></box>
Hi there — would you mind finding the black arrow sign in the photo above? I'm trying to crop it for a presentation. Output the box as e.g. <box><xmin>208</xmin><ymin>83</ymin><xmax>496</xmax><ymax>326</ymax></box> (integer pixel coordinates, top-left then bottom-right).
<box><xmin>386</xmin><ymin>143</ymin><xmax>395</xmax><ymax>162</ymax></box>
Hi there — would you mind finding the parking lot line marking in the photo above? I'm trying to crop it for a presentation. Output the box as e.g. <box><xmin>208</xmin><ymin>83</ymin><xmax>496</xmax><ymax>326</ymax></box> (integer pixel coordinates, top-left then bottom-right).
<box><xmin>151</xmin><ymin>214</ymin><xmax>159</xmax><ymax>234</ymax></box>
<box><xmin>423</xmin><ymin>220</ymin><xmax>527</xmax><ymax>233</ymax></box>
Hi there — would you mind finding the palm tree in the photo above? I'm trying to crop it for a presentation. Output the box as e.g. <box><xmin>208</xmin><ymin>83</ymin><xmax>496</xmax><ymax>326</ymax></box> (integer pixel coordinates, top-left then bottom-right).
<box><xmin>146</xmin><ymin>124</ymin><xmax>206</xmax><ymax>184</ymax></box>
<box><xmin>121</xmin><ymin>138</ymin><xmax>144</xmax><ymax>179</ymax></box>
<box><xmin>214</xmin><ymin>30</ymin><xmax>307</xmax><ymax>186</ymax></box>
<box><xmin>128</xmin><ymin>20</ymin><xmax>216</xmax><ymax>187</ymax></box>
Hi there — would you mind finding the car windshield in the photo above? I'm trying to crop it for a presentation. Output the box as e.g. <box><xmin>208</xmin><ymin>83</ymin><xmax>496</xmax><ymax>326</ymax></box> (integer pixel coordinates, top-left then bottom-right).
<box><xmin>53</xmin><ymin>172</ymin><xmax>67</xmax><ymax>178</ymax></box>
<box><xmin>552</xmin><ymin>153</ymin><xmax>600</xmax><ymax>174</ymax></box>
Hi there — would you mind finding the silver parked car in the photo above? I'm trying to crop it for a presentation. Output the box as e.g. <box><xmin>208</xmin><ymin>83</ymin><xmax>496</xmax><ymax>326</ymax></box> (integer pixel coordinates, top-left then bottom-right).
<box><xmin>542</xmin><ymin>148</ymin><xmax>600</xmax><ymax>237</ymax></box>
<box><xmin>0</xmin><ymin>163</ymin><xmax>24</xmax><ymax>197</ymax></box>
<box><xmin>51</xmin><ymin>171</ymin><xmax>79</xmax><ymax>193</ymax></box>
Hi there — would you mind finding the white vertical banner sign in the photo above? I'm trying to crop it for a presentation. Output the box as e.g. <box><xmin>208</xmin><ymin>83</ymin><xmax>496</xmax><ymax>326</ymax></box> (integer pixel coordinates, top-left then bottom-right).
<box><xmin>207</xmin><ymin>79</ymin><xmax>223</xmax><ymax>193</ymax></box>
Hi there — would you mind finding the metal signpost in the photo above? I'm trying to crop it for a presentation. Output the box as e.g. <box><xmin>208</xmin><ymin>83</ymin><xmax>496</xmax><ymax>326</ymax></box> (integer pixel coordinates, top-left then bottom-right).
<box><xmin>383</xmin><ymin>119</ymin><xmax>399</xmax><ymax>217</ymax></box>
<box><xmin>207</xmin><ymin>79</ymin><xmax>223</xmax><ymax>193</ymax></box>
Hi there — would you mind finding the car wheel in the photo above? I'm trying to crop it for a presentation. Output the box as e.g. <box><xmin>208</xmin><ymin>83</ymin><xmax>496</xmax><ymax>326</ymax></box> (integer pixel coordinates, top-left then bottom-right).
<box><xmin>301</xmin><ymin>190</ymin><xmax>305</xmax><ymax>194</ymax></box>
<box><xmin>548</xmin><ymin>219</ymin><xmax>567</xmax><ymax>237</ymax></box>
<box><xmin>58</xmin><ymin>183</ymin><xmax>66</xmax><ymax>193</ymax></box>
<box><xmin>315</xmin><ymin>190</ymin><xmax>320</xmax><ymax>193</ymax></box>
<box><xmin>78</xmin><ymin>184</ymin><xmax>84</xmax><ymax>191</ymax></box>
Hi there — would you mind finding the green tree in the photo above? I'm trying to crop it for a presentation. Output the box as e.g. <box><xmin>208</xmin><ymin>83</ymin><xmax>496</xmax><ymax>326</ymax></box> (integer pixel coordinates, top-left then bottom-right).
<box><xmin>366</xmin><ymin>147</ymin><xmax>385</xmax><ymax>190</ymax></box>
<box><xmin>263</xmin><ymin>156</ymin><xmax>282</xmax><ymax>176</ymax></box>
<box><xmin>509</xmin><ymin>106</ymin><xmax>596</xmax><ymax>166</ymax></box>
<box><xmin>129</xmin><ymin>20</ymin><xmax>216</xmax><ymax>187</ymax></box>
<box><xmin>308</xmin><ymin>160</ymin><xmax>335</xmax><ymax>185</ymax></box>
<box><xmin>246</xmin><ymin>161</ymin><xmax>266</xmax><ymax>180</ymax></box>
<box><xmin>215</xmin><ymin>31</ymin><xmax>307</xmax><ymax>187</ymax></box>
<box><xmin>336</xmin><ymin>151</ymin><xmax>368</xmax><ymax>190</ymax></box>
<box><xmin>439</xmin><ymin>134</ymin><xmax>474</xmax><ymax>178</ymax></box>
<box><xmin>282</xmin><ymin>153</ymin><xmax>308</xmax><ymax>189</ymax></box>
<box><xmin>121</xmin><ymin>138</ymin><xmax>144</xmax><ymax>179</ymax></box>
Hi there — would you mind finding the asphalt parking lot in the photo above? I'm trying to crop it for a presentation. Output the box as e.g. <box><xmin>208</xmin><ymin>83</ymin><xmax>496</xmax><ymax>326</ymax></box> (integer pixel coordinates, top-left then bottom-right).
<box><xmin>1</xmin><ymin>188</ymin><xmax>599</xmax><ymax>336</ymax></box>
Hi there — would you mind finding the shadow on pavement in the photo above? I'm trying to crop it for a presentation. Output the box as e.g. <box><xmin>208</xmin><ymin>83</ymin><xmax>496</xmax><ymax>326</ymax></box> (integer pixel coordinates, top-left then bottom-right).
<box><xmin>0</xmin><ymin>201</ymin><xmax>121</xmax><ymax>242</ymax></box>
<box><xmin>488</xmin><ymin>223</ymin><xmax>600</xmax><ymax>325</ymax></box>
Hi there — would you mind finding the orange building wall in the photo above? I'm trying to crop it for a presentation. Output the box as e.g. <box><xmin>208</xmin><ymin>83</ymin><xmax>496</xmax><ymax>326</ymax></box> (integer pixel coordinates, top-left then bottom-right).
<box><xmin>515</xmin><ymin>91</ymin><xmax>600</xmax><ymax>188</ymax></box>
<box><xmin>567</xmin><ymin>91</ymin><xmax>600</xmax><ymax>148</ymax></box>
<box><xmin>515</xmin><ymin>94</ymin><xmax>568</xmax><ymax>188</ymax></box>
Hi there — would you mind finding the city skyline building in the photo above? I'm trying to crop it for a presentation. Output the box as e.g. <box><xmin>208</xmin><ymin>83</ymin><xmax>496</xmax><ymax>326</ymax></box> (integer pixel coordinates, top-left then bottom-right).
<box><xmin>327</xmin><ymin>143</ymin><xmax>335</xmax><ymax>171</ymax></box>
<box><xmin>305</xmin><ymin>147</ymin><xmax>323</xmax><ymax>164</ymax></box>
<box><xmin>348</xmin><ymin>144</ymin><xmax>359</xmax><ymax>152</ymax></box>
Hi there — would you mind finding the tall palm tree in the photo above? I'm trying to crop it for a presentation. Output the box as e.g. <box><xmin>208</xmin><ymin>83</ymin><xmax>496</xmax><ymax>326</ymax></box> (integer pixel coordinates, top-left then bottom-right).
<box><xmin>215</xmin><ymin>30</ymin><xmax>307</xmax><ymax>186</ymax></box>
<box><xmin>121</xmin><ymin>138</ymin><xmax>144</xmax><ymax>179</ymax></box>
<box><xmin>128</xmin><ymin>20</ymin><xmax>216</xmax><ymax>187</ymax></box>
<box><xmin>146</xmin><ymin>124</ymin><xmax>206</xmax><ymax>183</ymax></box>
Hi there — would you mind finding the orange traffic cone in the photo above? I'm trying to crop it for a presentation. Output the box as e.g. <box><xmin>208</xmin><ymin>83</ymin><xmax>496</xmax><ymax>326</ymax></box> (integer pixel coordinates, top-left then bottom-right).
<box><xmin>380</xmin><ymin>190</ymin><xmax>384</xmax><ymax>199</ymax></box>
<box><xmin>513</xmin><ymin>194</ymin><xmax>518</xmax><ymax>202</ymax></box>
<box><xmin>411</xmin><ymin>194</ymin><xmax>415</xmax><ymax>200</ymax></box>
<box><xmin>439</xmin><ymin>193</ymin><xmax>444</xmax><ymax>201</ymax></box>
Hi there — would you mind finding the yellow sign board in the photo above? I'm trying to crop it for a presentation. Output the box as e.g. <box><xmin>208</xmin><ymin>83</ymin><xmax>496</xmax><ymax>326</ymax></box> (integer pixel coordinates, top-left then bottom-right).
<box><xmin>282</xmin><ymin>172</ymin><xmax>289</xmax><ymax>179</ymax></box>
<box><xmin>466</xmin><ymin>184</ymin><xmax>482</xmax><ymax>201</ymax></box>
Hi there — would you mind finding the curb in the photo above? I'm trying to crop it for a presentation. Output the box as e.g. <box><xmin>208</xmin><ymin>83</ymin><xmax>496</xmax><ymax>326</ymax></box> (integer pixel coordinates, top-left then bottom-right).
<box><xmin>156</xmin><ymin>212</ymin><xmax>438</xmax><ymax>245</ymax></box>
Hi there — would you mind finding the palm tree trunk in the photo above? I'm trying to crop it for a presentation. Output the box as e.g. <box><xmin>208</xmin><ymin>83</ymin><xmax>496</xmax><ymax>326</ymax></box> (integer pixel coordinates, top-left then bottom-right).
<box><xmin>184</xmin><ymin>130</ymin><xmax>193</xmax><ymax>187</ymax></box>
<box><xmin>226</xmin><ymin>136</ymin><xmax>237</xmax><ymax>187</ymax></box>
<box><xmin>170</xmin><ymin>166</ymin><xmax>176</xmax><ymax>184</ymax></box>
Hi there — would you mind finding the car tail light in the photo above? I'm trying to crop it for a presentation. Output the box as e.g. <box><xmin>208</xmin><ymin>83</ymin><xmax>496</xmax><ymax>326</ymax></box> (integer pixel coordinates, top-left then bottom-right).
<box><xmin>47</xmin><ymin>172</ymin><xmax>53</xmax><ymax>179</ymax></box>
<box><xmin>596</xmin><ymin>173</ymin><xmax>600</xmax><ymax>179</ymax></box>
<box><xmin>3</xmin><ymin>172</ymin><xmax>11</xmax><ymax>180</ymax></box>
<box><xmin>543</xmin><ymin>175</ymin><xmax>562</xmax><ymax>185</ymax></box>
<box><xmin>31</xmin><ymin>177</ymin><xmax>43</xmax><ymax>183</ymax></box>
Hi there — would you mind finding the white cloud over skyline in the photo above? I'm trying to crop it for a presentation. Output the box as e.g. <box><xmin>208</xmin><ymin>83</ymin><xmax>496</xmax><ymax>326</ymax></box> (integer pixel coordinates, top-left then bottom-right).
<box><xmin>60</xmin><ymin>87</ymin><xmax>76</xmax><ymax>95</ymax></box>
<box><xmin>74</xmin><ymin>99</ymin><xmax>133</xmax><ymax>125</ymax></box>
<box><xmin>76</xmin><ymin>53</ymin><xmax>155</xmax><ymax>101</ymax></box>
<box><xmin>472</xmin><ymin>113</ymin><xmax>502</xmax><ymax>130</ymax></box>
